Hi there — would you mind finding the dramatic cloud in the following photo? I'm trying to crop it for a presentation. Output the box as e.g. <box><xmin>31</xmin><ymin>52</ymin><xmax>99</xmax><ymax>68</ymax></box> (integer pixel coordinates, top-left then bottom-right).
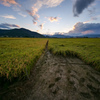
<box><xmin>0</xmin><ymin>0</ymin><xmax>20</xmax><ymax>7</ymax></box>
<box><xmin>47</xmin><ymin>17</ymin><xmax>59</xmax><ymax>22</ymax></box>
<box><xmin>73</xmin><ymin>0</ymin><xmax>95</xmax><ymax>16</ymax></box>
<box><xmin>0</xmin><ymin>23</ymin><xmax>20</xmax><ymax>29</ymax></box>
<box><xmin>0</xmin><ymin>15</ymin><xmax>16</xmax><ymax>19</ymax></box>
<box><xmin>0</xmin><ymin>0</ymin><xmax>64</xmax><ymax>26</ymax></box>
<box><xmin>68</xmin><ymin>22</ymin><xmax>100</xmax><ymax>36</ymax></box>
<box><xmin>39</xmin><ymin>23</ymin><xmax>44</xmax><ymax>29</ymax></box>
<box><xmin>26</xmin><ymin>0</ymin><xmax>64</xmax><ymax>25</ymax></box>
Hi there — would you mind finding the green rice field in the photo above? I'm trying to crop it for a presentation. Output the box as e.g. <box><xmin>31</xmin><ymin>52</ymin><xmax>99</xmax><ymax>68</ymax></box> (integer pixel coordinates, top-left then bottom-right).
<box><xmin>48</xmin><ymin>38</ymin><xmax>100</xmax><ymax>71</ymax></box>
<box><xmin>0</xmin><ymin>38</ymin><xmax>47</xmax><ymax>80</ymax></box>
<box><xmin>0</xmin><ymin>38</ymin><xmax>100</xmax><ymax>82</ymax></box>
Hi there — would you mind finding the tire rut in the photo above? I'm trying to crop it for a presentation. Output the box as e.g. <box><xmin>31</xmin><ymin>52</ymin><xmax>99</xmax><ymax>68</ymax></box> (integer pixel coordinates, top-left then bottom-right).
<box><xmin>26</xmin><ymin>51</ymin><xmax>100</xmax><ymax>100</ymax></box>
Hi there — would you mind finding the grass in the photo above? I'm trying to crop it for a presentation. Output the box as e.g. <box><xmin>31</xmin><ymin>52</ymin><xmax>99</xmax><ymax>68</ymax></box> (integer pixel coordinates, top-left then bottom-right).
<box><xmin>0</xmin><ymin>38</ymin><xmax>47</xmax><ymax>81</ymax></box>
<box><xmin>48</xmin><ymin>38</ymin><xmax>100</xmax><ymax>71</ymax></box>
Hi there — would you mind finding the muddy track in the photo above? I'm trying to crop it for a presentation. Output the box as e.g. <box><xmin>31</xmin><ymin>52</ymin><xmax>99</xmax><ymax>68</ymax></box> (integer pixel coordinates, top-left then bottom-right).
<box><xmin>1</xmin><ymin>41</ymin><xmax>100</xmax><ymax>100</ymax></box>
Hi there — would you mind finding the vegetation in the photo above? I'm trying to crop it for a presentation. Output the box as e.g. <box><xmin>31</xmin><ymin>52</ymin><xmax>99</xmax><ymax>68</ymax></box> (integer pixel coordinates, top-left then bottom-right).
<box><xmin>48</xmin><ymin>38</ymin><xmax>100</xmax><ymax>71</ymax></box>
<box><xmin>0</xmin><ymin>38</ymin><xmax>47</xmax><ymax>80</ymax></box>
<box><xmin>0</xmin><ymin>38</ymin><xmax>100</xmax><ymax>83</ymax></box>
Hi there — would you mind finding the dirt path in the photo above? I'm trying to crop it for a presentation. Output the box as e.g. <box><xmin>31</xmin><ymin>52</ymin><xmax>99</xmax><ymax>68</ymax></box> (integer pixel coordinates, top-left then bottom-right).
<box><xmin>1</xmin><ymin>44</ymin><xmax>100</xmax><ymax>100</ymax></box>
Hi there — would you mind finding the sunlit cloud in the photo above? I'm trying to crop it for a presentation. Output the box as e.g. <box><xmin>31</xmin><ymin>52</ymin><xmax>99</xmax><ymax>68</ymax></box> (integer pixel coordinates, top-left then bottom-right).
<box><xmin>33</xmin><ymin>21</ymin><xmax>37</xmax><ymax>25</ymax></box>
<box><xmin>37</xmin><ymin>30</ymin><xmax>40</xmax><ymax>32</ymax></box>
<box><xmin>68</xmin><ymin>22</ymin><xmax>100</xmax><ymax>36</ymax></box>
<box><xmin>34</xmin><ymin>0</ymin><xmax>64</xmax><ymax>9</ymax></box>
<box><xmin>0</xmin><ymin>0</ymin><xmax>64</xmax><ymax>26</ymax></box>
<box><xmin>26</xmin><ymin>0</ymin><xmax>64</xmax><ymax>25</ymax></box>
<box><xmin>81</xmin><ymin>30</ymin><xmax>94</xmax><ymax>34</ymax></box>
<box><xmin>45</xmin><ymin>0</ymin><xmax>64</xmax><ymax>7</ymax></box>
<box><xmin>46</xmin><ymin>17</ymin><xmax>59</xmax><ymax>22</ymax></box>
<box><xmin>26</xmin><ymin>7</ymin><xmax>40</xmax><ymax>24</ymax></box>
<box><xmin>39</xmin><ymin>23</ymin><xmax>44</xmax><ymax>29</ymax></box>
<box><xmin>0</xmin><ymin>23</ymin><xmax>20</xmax><ymax>29</ymax></box>
<box><xmin>0</xmin><ymin>0</ymin><xmax>20</xmax><ymax>7</ymax></box>
<box><xmin>18</xmin><ymin>13</ymin><xmax>27</xmax><ymax>17</ymax></box>
<box><xmin>26</xmin><ymin>7</ymin><xmax>38</xmax><ymax>17</ymax></box>
<box><xmin>0</xmin><ymin>15</ymin><xmax>16</xmax><ymax>19</ymax></box>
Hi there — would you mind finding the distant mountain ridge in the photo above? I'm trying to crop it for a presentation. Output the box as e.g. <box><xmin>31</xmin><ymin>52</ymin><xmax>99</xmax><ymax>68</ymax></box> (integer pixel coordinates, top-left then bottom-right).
<box><xmin>46</xmin><ymin>33</ymin><xmax>100</xmax><ymax>38</ymax></box>
<box><xmin>0</xmin><ymin>28</ymin><xmax>100</xmax><ymax>38</ymax></box>
<box><xmin>0</xmin><ymin>28</ymin><xmax>45</xmax><ymax>38</ymax></box>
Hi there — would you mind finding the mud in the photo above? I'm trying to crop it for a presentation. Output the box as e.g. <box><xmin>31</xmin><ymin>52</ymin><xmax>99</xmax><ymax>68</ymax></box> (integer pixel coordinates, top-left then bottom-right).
<box><xmin>1</xmin><ymin>46</ymin><xmax>100</xmax><ymax>100</ymax></box>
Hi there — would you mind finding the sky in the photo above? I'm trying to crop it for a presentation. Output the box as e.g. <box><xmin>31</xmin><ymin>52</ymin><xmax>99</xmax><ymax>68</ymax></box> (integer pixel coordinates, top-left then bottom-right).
<box><xmin>0</xmin><ymin>0</ymin><xmax>100</xmax><ymax>36</ymax></box>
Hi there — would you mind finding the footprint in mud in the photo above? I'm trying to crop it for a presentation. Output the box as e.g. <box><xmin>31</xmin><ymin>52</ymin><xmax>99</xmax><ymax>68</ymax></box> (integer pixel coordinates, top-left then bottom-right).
<box><xmin>67</xmin><ymin>70</ymin><xmax>71</xmax><ymax>73</ymax></box>
<box><xmin>55</xmin><ymin>77</ymin><xmax>61</xmax><ymax>82</ymax></box>
<box><xmin>80</xmin><ymin>78</ymin><xmax>85</xmax><ymax>83</ymax></box>
<box><xmin>48</xmin><ymin>83</ymin><xmax>55</xmax><ymax>88</ymax></box>
<box><xmin>90</xmin><ymin>75</ymin><xmax>100</xmax><ymax>84</ymax></box>
<box><xmin>52</xmin><ymin>63</ymin><xmax>58</xmax><ymax>65</ymax></box>
<box><xmin>52</xmin><ymin>86</ymin><xmax>59</xmax><ymax>95</ymax></box>
<box><xmin>80</xmin><ymin>92</ymin><xmax>91</xmax><ymax>99</ymax></box>
<box><xmin>79</xmin><ymin>78</ymin><xmax>85</xmax><ymax>86</ymax></box>
<box><xmin>87</xmin><ymin>84</ymin><xmax>100</xmax><ymax>98</ymax></box>
<box><xmin>48</xmin><ymin>83</ymin><xmax>59</xmax><ymax>95</ymax></box>
<box><xmin>69</xmin><ymin>79</ymin><xmax>75</xmax><ymax>85</ymax></box>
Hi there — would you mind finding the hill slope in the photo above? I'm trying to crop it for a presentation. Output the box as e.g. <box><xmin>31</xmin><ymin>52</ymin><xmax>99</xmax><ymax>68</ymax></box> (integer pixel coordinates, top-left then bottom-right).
<box><xmin>0</xmin><ymin>28</ymin><xmax>45</xmax><ymax>38</ymax></box>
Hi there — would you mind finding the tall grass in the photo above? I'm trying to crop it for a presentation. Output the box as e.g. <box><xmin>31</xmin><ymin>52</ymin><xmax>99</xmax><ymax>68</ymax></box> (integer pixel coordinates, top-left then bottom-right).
<box><xmin>48</xmin><ymin>38</ymin><xmax>100</xmax><ymax>71</ymax></box>
<box><xmin>0</xmin><ymin>38</ymin><xmax>47</xmax><ymax>80</ymax></box>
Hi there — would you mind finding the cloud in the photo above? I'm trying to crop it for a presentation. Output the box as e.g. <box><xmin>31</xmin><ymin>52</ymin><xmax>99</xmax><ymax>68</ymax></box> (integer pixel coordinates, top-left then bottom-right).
<box><xmin>18</xmin><ymin>13</ymin><xmax>27</xmax><ymax>17</ymax></box>
<box><xmin>47</xmin><ymin>17</ymin><xmax>59</xmax><ymax>22</ymax></box>
<box><xmin>37</xmin><ymin>30</ymin><xmax>40</xmax><ymax>32</ymax></box>
<box><xmin>45</xmin><ymin>0</ymin><xmax>64</xmax><ymax>7</ymax></box>
<box><xmin>34</xmin><ymin>0</ymin><xmax>64</xmax><ymax>9</ymax></box>
<box><xmin>0</xmin><ymin>15</ymin><xmax>16</xmax><ymax>19</ymax></box>
<box><xmin>0</xmin><ymin>0</ymin><xmax>20</xmax><ymax>7</ymax></box>
<box><xmin>54</xmin><ymin>32</ymin><xmax>64</xmax><ymax>35</ymax></box>
<box><xmin>26</xmin><ymin>7</ymin><xmax>40</xmax><ymax>24</ymax></box>
<box><xmin>0</xmin><ymin>23</ymin><xmax>20</xmax><ymax>29</ymax></box>
<box><xmin>88</xmin><ymin>7</ymin><xmax>96</xmax><ymax>15</ymax></box>
<box><xmin>0</xmin><ymin>0</ymin><xmax>64</xmax><ymax>26</ymax></box>
<box><xmin>68</xmin><ymin>22</ymin><xmax>100</xmax><ymax>36</ymax></box>
<box><xmin>39</xmin><ymin>23</ymin><xmax>44</xmax><ymax>29</ymax></box>
<box><xmin>73</xmin><ymin>0</ymin><xmax>95</xmax><ymax>16</ymax></box>
<box><xmin>83</xmin><ymin>15</ymin><xmax>100</xmax><ymax>23</ymax></box>
<box><xmin>81</xmin><ymin>30</ymin><xmax>94</xmax><ymax>34</ymax></box>
<box><xmin>33</xmin><ymin>21</ymin><xmax>37</xmax><ymax>25</ymax></box>
<box><xmin>26</xmin><ymin>7</ymin><xmax>38</xmax><ymax>17</ymax></box>
<box><xmin>26</xmin><ymin>0</ymin><xmax>64</xmax><ymax>25</ymax></box>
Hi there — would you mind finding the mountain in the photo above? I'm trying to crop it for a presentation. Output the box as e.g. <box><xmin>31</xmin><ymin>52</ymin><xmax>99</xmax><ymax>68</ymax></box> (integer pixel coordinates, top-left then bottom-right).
<box><xmin>45</xmin><ymin>33</ymin><xmax>100</xmax><ymax>38</ymax></box>
<box><xmin>83</xmin><ymin>34</ymin><xmax>100</xmax><ymax>38</ymax></box>
<box><xmin>46</xmin><ymin>34</ymin><xmax>73</xmax><ymax>38</ymax></box>
<box><xmin>0</xmin><ymin>28</ymin><xmax>45</xmax><ymax>38</ymax></box>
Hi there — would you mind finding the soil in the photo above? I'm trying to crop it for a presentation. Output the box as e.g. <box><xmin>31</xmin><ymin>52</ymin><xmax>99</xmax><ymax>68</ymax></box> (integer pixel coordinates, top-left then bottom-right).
<box><xmin>0</xmin><ymin>42</ymin><xmax>100</xmax><ymax>100</ymax></box>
